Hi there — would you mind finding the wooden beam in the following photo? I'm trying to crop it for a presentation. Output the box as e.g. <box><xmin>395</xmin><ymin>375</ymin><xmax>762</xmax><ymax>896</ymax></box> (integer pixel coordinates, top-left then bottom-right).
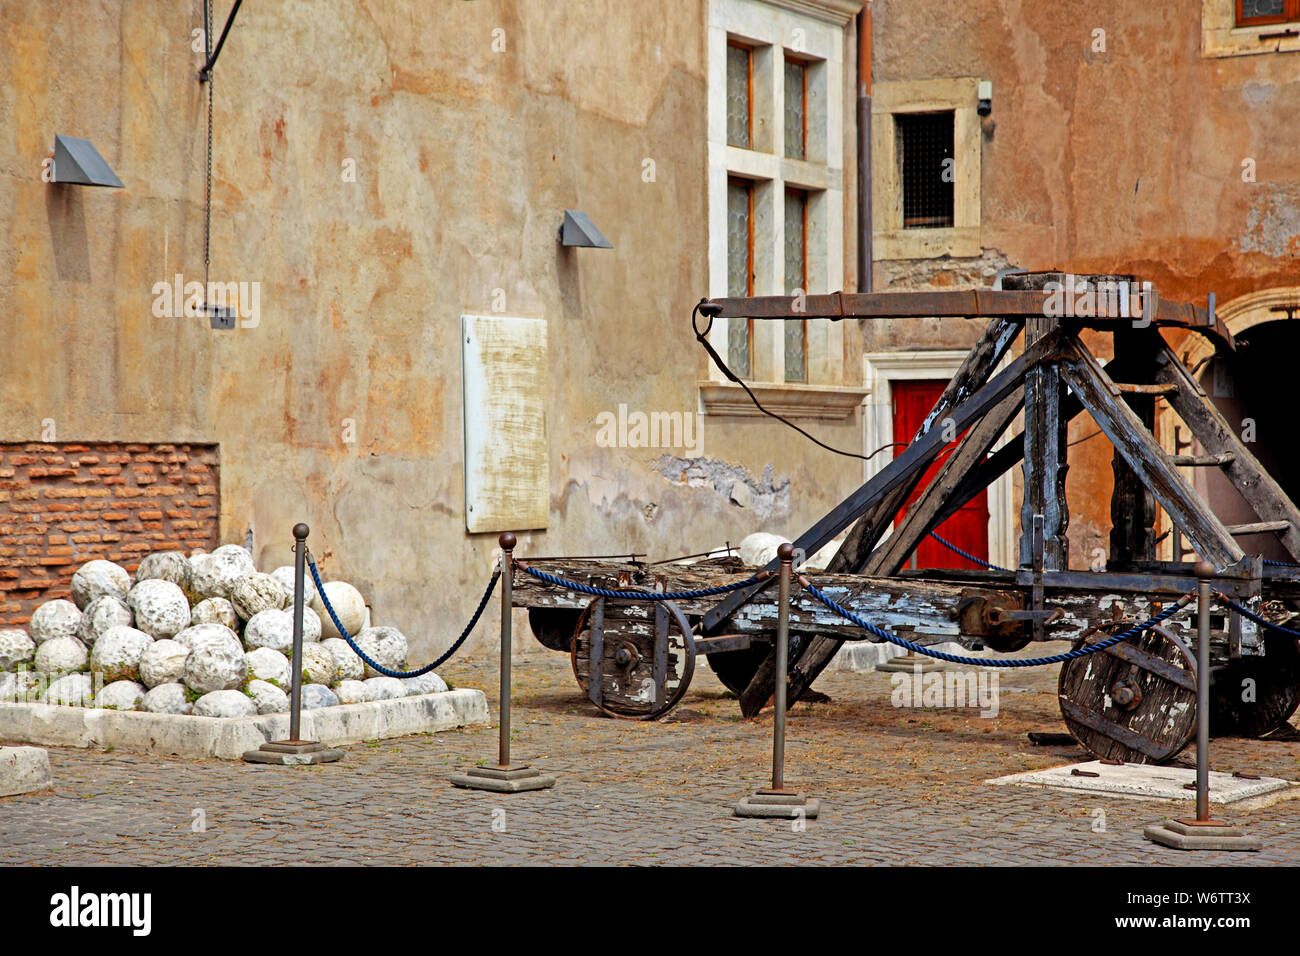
<box><xmin>1058</xmin><ymin>337</ymin><xmax>1244</xmax><ymax>569</ymax></box>
<box><xmin>1154</xmin><ymin>342</ymin><xmax>1300</xmax><ymax>562</ymax></box>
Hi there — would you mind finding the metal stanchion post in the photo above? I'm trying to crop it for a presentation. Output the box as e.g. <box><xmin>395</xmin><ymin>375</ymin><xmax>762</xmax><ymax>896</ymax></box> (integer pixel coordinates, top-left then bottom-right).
<box><xmin>451</xmin><ymin>532</ymin><xmax>556</xmax><ymax>793</ymax></box>
<box><xmin>1143</xmin><ymin>560</ymin><xmax>1258</xmax><ymax>851</ymax></box>
<box><xmin>244</xmin><ymin>523</ymin><xmax>343</xmax><ymax>765</ymax></box>
<box><xmin>735</xmin><ymin>543</ymin><xmax>819</xmax><ymax>819</ymax></box>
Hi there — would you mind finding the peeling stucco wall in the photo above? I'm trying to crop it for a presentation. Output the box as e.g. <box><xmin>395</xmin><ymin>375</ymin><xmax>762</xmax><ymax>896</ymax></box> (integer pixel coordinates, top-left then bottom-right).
<box><xmin>0</xmin><ymin>0</ymin><xmax>869</xmax><ymax>660</ymax></box>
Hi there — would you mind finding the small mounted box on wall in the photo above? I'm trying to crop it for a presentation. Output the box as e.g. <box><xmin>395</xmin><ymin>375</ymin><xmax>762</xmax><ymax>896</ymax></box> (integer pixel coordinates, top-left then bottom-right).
<box><xmin>49</xmin><ymin>135</ymin><xmax>124</xmax><ymax>188</ymax></box>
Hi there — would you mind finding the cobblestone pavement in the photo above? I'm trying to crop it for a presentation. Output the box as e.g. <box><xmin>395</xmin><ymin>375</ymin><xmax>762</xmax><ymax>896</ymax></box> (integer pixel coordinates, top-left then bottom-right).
<box><xmin>2</xmin><ymin>652</ymin><xmax>1298</xmax><ymax>865</ymax></box>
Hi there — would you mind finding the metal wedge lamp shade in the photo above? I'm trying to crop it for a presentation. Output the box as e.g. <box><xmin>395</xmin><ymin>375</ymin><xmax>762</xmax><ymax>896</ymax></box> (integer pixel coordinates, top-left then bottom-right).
<box><xmin>559</xmin><ymin>209</ymin><xmax>612</xmax><ymax>248</ymax></box>
<box><xmin>50</xmin><ymin>135</ymin><xmax>124</xmax><ymax>188</ymax></box>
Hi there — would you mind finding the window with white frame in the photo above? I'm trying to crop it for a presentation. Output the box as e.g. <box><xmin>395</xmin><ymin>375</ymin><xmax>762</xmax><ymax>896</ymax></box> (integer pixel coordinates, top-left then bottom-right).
<box><xmin>706</xmin><ymin>0</ymin><xmax>856</xmax><ymax>400</ymax></box>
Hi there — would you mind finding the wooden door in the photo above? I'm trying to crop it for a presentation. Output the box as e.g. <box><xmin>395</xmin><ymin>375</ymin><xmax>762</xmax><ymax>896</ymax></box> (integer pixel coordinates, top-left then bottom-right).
<box><xmin>891</xmin><ymin>380</ymin><xmax>990</xmax><ymax>569</ymax></box>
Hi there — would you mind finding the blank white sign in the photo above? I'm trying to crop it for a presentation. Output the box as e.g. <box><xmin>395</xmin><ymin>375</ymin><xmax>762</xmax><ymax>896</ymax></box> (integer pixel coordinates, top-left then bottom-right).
<box><xmin>461</xmin><ymin>314</ymin><xmax>549</xmax><ymax>533</ymax></box>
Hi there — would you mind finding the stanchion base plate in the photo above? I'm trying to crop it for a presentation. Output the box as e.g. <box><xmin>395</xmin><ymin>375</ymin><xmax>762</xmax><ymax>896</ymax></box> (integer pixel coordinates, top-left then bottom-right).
<box><xmin>1143</xmin><ymin>818</ymin><xmax>1261</xmax><ymax>852</ymax></box>
<box><xmin>450</xmin><ymin>764</ymin><xmax>556</xmax><ymax>793</ymax></box>
<box><xmin>734</xmin><ymin>789</ymin><xmax>820</xmax><ymax>819</ymax></box>
<box><xmin>242</xmin><ymin>740</ymin><xmax>344</xmax><ymax>765</ymax></box>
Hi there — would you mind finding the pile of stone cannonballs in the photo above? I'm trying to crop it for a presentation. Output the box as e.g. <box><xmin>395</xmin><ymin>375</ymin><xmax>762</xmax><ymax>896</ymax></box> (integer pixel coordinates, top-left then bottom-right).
<box><xmin>0</xmin><ymin>546</ymin><xmax>446</xmax><ymax>718</ymax></box>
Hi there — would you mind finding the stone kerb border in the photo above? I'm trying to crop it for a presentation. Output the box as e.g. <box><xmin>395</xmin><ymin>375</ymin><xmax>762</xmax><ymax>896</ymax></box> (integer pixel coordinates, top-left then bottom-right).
<box><xmin>0</xmin><ymin>688</ymin><xmax>488</xmax><ymax>760</ymax></box>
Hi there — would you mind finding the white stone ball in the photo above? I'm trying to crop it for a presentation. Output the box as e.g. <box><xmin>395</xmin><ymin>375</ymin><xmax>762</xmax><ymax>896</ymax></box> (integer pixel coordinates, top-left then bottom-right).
<box><xmin>300</xmin><ymin>643</ymin><xmax>337</xmax><ymax>686</ymax></box>
<box><xmin>138</xmin><ymin>639</ymin><xmax>191</xmax><ymax>689</ymax></box>
<box><xmin>242</xmin><ymin>609</ymin><xmax>294</xmax><ymax>654</ymax></box>
<box><xmin>69</xmin><ymin>559</ymin><xmax>131</xmax><ymax>610</ymax></box>
<box><xmin>190</xmin><ymin>597</ymin><xmax>238</xmax><ymax>630</ymax></box>
<box><xmin>134</xmin><ymin>551</ymin><xmax>192</xmax><ymax>591</ymax></box>
<box><xmin>0</xmin><ymin>670</ymin><xmax>41</xmax><ymax>703</ymax></box>
<box><xmin>140</xmin><ymin>682</ymin><xmax>192</xmax><ymax>715</ymax></box>
<box><xmin>182</xmin><ymin>631</ymin><xmax>248</xmax><ymax>694</ymax></box>
<box><xmin>228</xmin><ymin>573</ymin><xmax>287</xmax><ymax>621</ymax></box>
<box><xmin>95</xmin><ymin>680</ymin><xmax>146</xmax><ymax>711</ymax></box>
<box><xmin>42</xmin><ymin>672</ymin><xmax>94</xmax><ymax>706</ymax></box>
<box><xmin>244</xmin><ymin>647</ymin><xmax>291</xmax><ymax>689</ymax></box>
<box><xmin>29</xmin><ymin>600</ymin><xmax>82</xmax><ymax>645</ymax></box>
<box><xmin>333</xmin><ymin>679</ymin><xmax>371</xmax><ymax>704</ymax></box>
<box><xmin>311</xmin><ymin>581</ymin><xmax>366</xmax><ymax>640</ymax></box>
<box><xmin>363</xmin><ymin>676</ymin><xmax>406</xmax><ymax>701</ymax></box>
<box><xmin>270</xmin><ymin>565</ymin><xmax>318</xmax><ymax>609</ymax></box>
<box><xmin>192</xmin><ymin>689</ymin><xmax>257</xmax><ymax>719</ymax></box>
<box><xmin>738</xmin><ymin>532</ymin><xmax>791</xmax><ymax>569</ymax></box>
<box><xmin>0</xmin><ymin>629</ymin><xmax>36</xmax><ymax>670</ymax></box>
<box><xmin>189</xmin><ymin>546</ymin><xmax>255</xmax><ymax>601</ymax></box>
<box><xmin>300</xmin><ymin>683</ymin><xmax>339</xmax><ymax>709</ymax></box>
<box><xmin>127</xmin><ymin>579</ymin><xmax>190</xmax><ymax>638</ymax></box>
<box><xmin>402</xmin><ymin>671</ymin><xmax>448</xmax><ymax>696</ymax></box>
<box><xmin>89</xmin><ymin>625</ymin><xmax>154</xmax><ymax>683</ymax></box>
<box><xmin>320</xmin><ymin>638</ymin><xmax>364</xmax><ymax>682</ymax></box>
<box><xmin>76</xmin><ymin>596</ymin><xmax>133</xmax><ymax>648</ymax></box>
<box><xmin>35</xmin><ymin>636</ymin><xmax>88</xmax><ymax>675</ymax></box>
<box><xmin>173</xmin><ymin>622</ymin><xmax>241</xmax><ymax>652</ymax></box>
<box><xmin>301</xmin><ymin>606</ymin><xmax>323</xmax><ymax>643</ymax></box>
<box><xmin>246</xmin><ymin>679</ymin><xmax>289</xmax><ymax>715</ymax></box>
<box><xmin>354</xmin><ymin>626</ymin><xmax>409</xmax><ymax>679</ymax></box>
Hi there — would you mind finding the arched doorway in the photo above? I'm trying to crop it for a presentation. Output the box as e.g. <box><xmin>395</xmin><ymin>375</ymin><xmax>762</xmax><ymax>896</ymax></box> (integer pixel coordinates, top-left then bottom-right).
<box><xmin>1157</xmin><ymin>287</ymin><xmax>1300</xmax><ymax>562</ymax></box>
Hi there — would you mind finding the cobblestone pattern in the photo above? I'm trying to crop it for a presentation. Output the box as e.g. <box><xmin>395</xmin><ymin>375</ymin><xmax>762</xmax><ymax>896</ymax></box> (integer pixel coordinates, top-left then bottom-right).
<box><xmin>0</xmin><ymin>443</ymin><xmax>219</xmax><ymax>625</ymax></box>
<box><xmin>1</xmin><ymin>654</ymin><xmax>1296</xmax><ymax>865</ymax></box>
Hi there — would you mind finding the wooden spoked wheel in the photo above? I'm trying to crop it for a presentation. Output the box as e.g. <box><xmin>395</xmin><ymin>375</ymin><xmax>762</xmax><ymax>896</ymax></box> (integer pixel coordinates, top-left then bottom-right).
<box><xmin>570</xmin><ymin>591</ymin><xmax>696</xmax><ymax>720</ymax></box>
<box><xmin>1210</xmin><ymin>631</ymin><xmax>1300</xmax><ymax>738</ymax></box>
<box><xmin>1058</xmin><ymin>625</ymin><xmax>1197</xmax><ymax>764</ymax></box>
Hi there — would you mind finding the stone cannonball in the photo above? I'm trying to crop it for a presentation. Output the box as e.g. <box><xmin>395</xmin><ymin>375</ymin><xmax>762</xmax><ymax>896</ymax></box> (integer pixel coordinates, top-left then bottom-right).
<box><xmin>181</xmin><ymin>631</ymin><xmax>248</xmax><ymax>694</ymax></box>
<box><xmin>34</xmin><ymin>636</ymin><xmax>88</xmax><ymax>676</ymax></box>
<box><xmin>127</xmin><ymin>579</ymin><xmax>191</xmax><ymax>639</ymax></box>
<box><xmin>76</xmin><ymin>596</ymin><xmax>133</xmax><ymax>648</ymax></box>
<box><xmin>0</xmin><ymin>629</ymin><xmax>36</xmax><ymax>671</ymax></box>
<box><xmin>228</xmin><ymin>573</ymin><xmax>287</xmax><ymax>621</ymax></box>
<box><xmin>29</xmin><ymin>599</ymin><xmax>82</xmax><ymax>645</ymax></box>
<box><xmin>138</xmin><ymin>639</ymin><xmax>191</xmax><ymax>689</ymax></box>
<box><xmin>89</xmin><ymin>625</ymin><xmax>154</xmax><ymax>683</ymax></box>
<box><xmin>192</xmin><ymin>689</ymin><xmax>257</xmax><ymax>719</ymax></box>
<box><xmin>134</xmin><ymin>551</ymin><xmax>193</xmax><ymax>591</ymax></box>
<box><xmin>246</xmin><ymin>679</ymin><xmax>289</xmax><ymax>715</ymax></box>
<box><xmin>299</xmin><ymin>683</ymin><xmax>339</xmax><ymax>710</ymax></box>
<box><xmin>353</xmin><ymin>626</ymin><xmax>409</xmax><ymax>680</ymax></box>
<box><xmin>42</xmin><ymin>672</ymin><xmax>95</xmax><ymax>707</ymax></box>
<box><xmin>244</xmin><ymin>647</ymin><xmax>291</xmax><ymax>689</ymax></box>
<box><xmin>190</xmin><ymin>597</ymin><xmax>238</xmax><ymax>630</ymax></box>
<box><xmin>140</xmin><ymin>682</ymin><xmax>192</xmax><ymax>715</ymax></box>
<box><xmin>69</xmin><ymin>559</ymin><xmax>131</xmax><ymax>610</ymax></box>
<box><xmin>320</xmin><ymin>637</ymin><xmax>364</xmax><ymax>682</ymax></box>
<box><xmin>95</xmin><ymin>680</ymin><xmax>146</xmax><ymax>711</ymax></box>
<box><xmin>299</xmin><ymin>643</ymin><xmax>337</xmax><ymax>687</ymax></box>
<box><xmin>311</xmin><ymin>581</ymin><xmax>366</xmax><ymax>640</ymax></box>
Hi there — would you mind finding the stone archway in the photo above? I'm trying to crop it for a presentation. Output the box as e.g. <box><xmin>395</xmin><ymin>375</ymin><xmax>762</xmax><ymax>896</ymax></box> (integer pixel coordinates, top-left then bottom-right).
<box><xmin>1157</xmin><ymin>286</ymin><xmax>1300</xmax><ymax>561</ymax></box>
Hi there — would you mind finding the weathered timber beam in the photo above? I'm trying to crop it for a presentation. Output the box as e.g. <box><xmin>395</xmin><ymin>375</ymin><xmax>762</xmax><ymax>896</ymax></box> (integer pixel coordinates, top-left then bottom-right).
<box><xmin>706</xmin><ymin>292</ymin><xmax>1234</xmax><ymax>347</ymax></box>
<box><xmin>1153</xmin><ymin>342</ymin><xmax>1300</xmax><ymax>563</ymax></box>
<box><xmin>1058</xmin><ymin>336</ymin><xmax>1244</xmax><ymax>569</ymax></box>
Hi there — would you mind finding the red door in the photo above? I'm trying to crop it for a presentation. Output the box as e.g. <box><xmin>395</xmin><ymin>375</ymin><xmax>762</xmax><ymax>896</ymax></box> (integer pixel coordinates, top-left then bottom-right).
<box><xmin>891</xmin><ymin>380</ymin><xmax>990</xmax><ymax>569</ymax></box>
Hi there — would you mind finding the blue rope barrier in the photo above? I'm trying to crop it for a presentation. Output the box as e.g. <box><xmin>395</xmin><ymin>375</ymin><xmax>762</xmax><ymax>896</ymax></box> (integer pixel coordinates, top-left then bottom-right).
<box><xmin>1214</xmin><ymin>591</ymin><xmax>1300</xmax><ymax>639</ymax></box>
<box><xmin>307</xmin><ymin>558</ymin><xmax>498</xmax><ymax>678</ymax></box>
<box><xmin>1264</xmin><ymin>558</ymin><xmax>1300</xmax><ymax>568</ymax></box>
<box><xmin>519</xmin><ymin>564</ymin><xmax>763</xmax><ymax>600</ymax></box>
<box><xmin>801</xmin><ymin>580</ymin><xmax>1192</xmax><ymax>668</ymax></box>
<box><xmin>927</xmin><ymin>532</ymin><xmax>1009</xmax><ymax>571</ymax></box>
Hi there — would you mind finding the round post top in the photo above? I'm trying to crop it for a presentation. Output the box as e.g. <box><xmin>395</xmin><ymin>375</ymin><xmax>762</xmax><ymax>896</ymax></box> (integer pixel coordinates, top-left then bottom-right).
<box><xmin>499</xmin><ymin>532</ymin><xmax>517</xmax><ymax>551</ymax></box>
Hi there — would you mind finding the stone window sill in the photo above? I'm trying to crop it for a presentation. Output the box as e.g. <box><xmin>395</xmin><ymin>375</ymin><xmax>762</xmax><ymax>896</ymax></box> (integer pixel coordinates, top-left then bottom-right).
<box><xmin>698</xmin><ymin>380</ymin><xmax>868</xmax><ymax>419</ymax></box>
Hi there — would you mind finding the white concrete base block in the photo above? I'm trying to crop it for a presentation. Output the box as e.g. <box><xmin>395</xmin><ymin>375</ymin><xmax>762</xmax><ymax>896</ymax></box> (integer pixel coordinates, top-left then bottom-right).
<box><xmin>989</xmin><ymin>760</ymin><xmax>1292</xmax><ymax>804</ymax></box>
<box><xmin>0</xmin><ymin>688</ymin><xmax>488</xmax><ymax>760</ymax></box>
<box><xmin>831</xmin><ymin>641</ymin><xmax>977</xmax><ymax>672</ymax></box>
<box><xmin>0</xmin><ymin>746</ymin><xmax>53</xmax><ymax>797</ymax></box>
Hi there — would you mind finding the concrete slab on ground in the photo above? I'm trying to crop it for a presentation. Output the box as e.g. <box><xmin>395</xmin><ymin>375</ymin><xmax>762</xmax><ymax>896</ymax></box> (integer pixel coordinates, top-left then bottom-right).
<box><xmin>0</xmin><ymin>746</ymin><xmax>52</xmax><ymax>797</ymax></box>
<box><xmin>989</xmin><ymin>760</ymin><xmax>1293</xmax><ymax>804</ymax></box>
<box><xmin>0</xmin><ymin>688</ymin><xmax>488</xmax><ymax>760</ymax></box>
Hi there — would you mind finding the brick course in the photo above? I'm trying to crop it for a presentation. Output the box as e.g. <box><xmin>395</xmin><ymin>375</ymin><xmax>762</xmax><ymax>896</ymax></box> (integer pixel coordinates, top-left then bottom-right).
<box><xmin>0</xmin><ymin>443</ymin><xmax>219</xmax><ymax>626</ymax></box>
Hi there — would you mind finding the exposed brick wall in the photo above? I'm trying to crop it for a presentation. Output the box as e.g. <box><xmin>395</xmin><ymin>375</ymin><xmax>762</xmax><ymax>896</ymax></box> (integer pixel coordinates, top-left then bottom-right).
<box><xmin>0</xmin><ymin>443</ymin><xmax>220</xmax><ymax>626</ymax></box>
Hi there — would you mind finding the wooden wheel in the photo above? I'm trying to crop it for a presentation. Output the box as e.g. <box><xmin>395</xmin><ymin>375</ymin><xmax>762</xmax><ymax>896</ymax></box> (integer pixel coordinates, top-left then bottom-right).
<box><xmin>570</xmin><ymin>591</ymin><xmax>696</xmax><ymax>720</ymax></box>
<box><xmin>528</xmin><ymin>607</ymin><xmax>581</xmax><ymax>652</ymax></box>
<box><xmin>1058</xmin><ymin>624</ymin><xmax>1197</xmax><ymax>764</ymax></box>
<box><xmin>1210</xmin><ymin>632</ymin><xmax>1300</xmax><ymax>738</ymax></box>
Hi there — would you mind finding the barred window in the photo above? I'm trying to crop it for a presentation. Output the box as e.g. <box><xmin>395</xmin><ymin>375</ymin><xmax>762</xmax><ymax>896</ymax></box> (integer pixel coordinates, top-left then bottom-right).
<box><xmin>896</xmin><ymin>111</ymin><xmax>955</xmax><ymax>229</ymax></box>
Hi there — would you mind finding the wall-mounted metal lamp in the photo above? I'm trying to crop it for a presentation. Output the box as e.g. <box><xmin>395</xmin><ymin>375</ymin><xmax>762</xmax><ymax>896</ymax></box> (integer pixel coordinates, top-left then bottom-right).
<box><xmin>50</xmin><ymin>134</ymin><xmax>124</xmax><ymax>188</ymax></box>
<box><xmin>977</xmin><ymin>80</ymin><xmax>993</xmax><ymax>117</ymax></box>
<box><xmin>559</xmin><ymin>209</ymin><xmax>613</xmax><ymax>249</ymax></box>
